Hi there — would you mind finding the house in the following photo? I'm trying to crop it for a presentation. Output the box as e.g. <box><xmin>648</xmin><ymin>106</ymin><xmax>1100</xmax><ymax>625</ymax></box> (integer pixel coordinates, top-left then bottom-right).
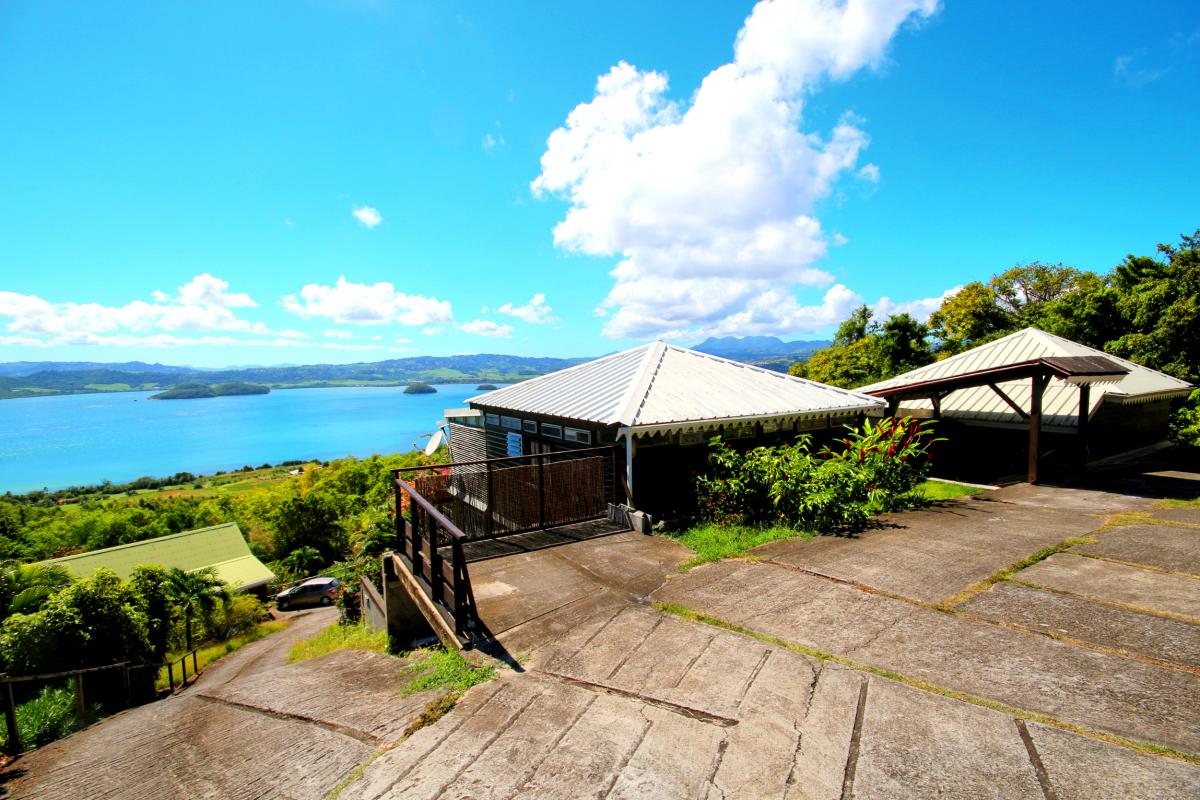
<box><xmin>445</xmin><ymin>341</ymin><xmax>886</xmax><ymax>517</ymax></box>
<box><xmin>859</xmin><ymin>328</ymin><xmax>1193</xmax><ymax>482</ymax></box>
<box><xmin>45</xmin><ymin>522</ymin><xmax>275</xmax><ymax>594</ymax></box>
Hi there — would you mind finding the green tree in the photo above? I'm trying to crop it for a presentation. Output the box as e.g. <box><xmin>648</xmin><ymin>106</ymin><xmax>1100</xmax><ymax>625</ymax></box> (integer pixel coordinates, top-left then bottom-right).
<box><xmin>928</xmin><ymin>282</ymin><xmax>1013</xmax><ymax>356</ymax></box>
<box><xmin>989</xmin><ymin>262</ymin><xmax>1087</xmax><ymax>325</ymax></box>
<box><xmin>1108</xmin><ymin>230</ymin><xmax>1200</xmax><ymax>381</ymax></box>
<box><xmin>790</xmin><ymin>337</ymin><xmax>882</xmax><ymax>388</ymax></box>
<box><xmin>271</xmin><ymin>493</ymin><xmax>346</xmax><ymax>562</ymax></box>
<box><xmin>280</xmin><ymin>546</ymin><xmax>324</xmax><ymax>579</ymax></box>
<box><xmin>0</xmin><ymin>561</ymin><xmax>73</xmax><ymax>621</ymax></box>
<box><xmin>877</xmin><ymin>313</ymin><xmax>933</xmax><ymax>374</ymax></box>
<box><xmin>833</xmin><ymin>305</ymin><xmax>876</xmax><ymax>346</ymax></box>
<box><xmin>129</xmin><ymin>565</ymin><xmax>173</xmax><ymax>661</ymax></box>
<box><xmin>167</xmin><ymin>567</ymin><xmax>230</xmax><ymax>651</ymax></box>
<box><xmin>0</xmin><ymin>568</ymin><xmax>151</xmax><ymax>674</ymax></box>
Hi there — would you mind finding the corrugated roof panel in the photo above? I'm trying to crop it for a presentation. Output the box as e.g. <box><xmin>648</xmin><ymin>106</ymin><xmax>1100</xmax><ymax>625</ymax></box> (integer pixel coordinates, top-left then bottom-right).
<box><xmin>468</xmin><ymin>344</ymin><xmax>652</xmax><ymax>424</ymax></box>
<box><xmin>469</xmin><ymin>342</ymin><xmax>883</xmax><ymax>428</ymax></box>
<box><xmin>45</xmin><ymin>522</ymin><xmax>274</xmax><ymax>591</ymax></box>
<box><xmin>865</xmin><ymin>328</ymin><xmax>1192</xmax><ymax>428</ymax></box>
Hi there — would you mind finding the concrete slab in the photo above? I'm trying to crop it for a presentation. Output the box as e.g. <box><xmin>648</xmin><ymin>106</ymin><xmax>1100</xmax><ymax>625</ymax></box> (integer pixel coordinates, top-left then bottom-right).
<box><xmin>1028</xmin><ymin>721</ymin><xmax>1200</xmax><ymax>800</ymax></box>
<box><xmin>960</xmin><ymin>581</ymin><xmax>1200</xmax><ymax>669</ymax></box>
<box><xmin>853</xmin><ymin>678</ymin><xmax>1043</xmax><ymax>800</ymax></box>
<box><xmin>1019</xmin><ymin>553</ymin><xmax>1200</xmax><ymax>619</ymax></box>
<box><xmin>755</xmin><ymin>491</ymin><xmax>1104</xmax><ymax>604</ymax></box>
<box><xmin>786</xmin><ymin>664</ymin><xmax>863</xmax><ymax>800</ymax></box>
<box><xmin>200</xmin><ymin>649</ymin><xmax>436</xmax><ymax>743</ymax></box>
<box><xmin>1073</xmin><ymin>524</ymin><xmax>1200</xmax><ymax>575</ymax></box>
<box><xmin>654</xmin><ymin>560</ymin><xmax>1200</xmax><ymax>754</ymax></box>
<box><xmin>1153</xmin><ymin>505</ymin><xmax>1200</xmax><ymax>526</ymax></box>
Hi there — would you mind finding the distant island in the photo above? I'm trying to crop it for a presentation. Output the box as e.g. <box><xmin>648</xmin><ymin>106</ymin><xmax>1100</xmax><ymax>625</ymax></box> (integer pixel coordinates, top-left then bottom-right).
<box><xmin>403</xmin><ymin>382</ymin><xmax>437</xmax><ymax>395</ymax></box>
<box><xmin>150</xmin><ymin>382</ymin><xmax>271</xmax><ymax>400</ymax></box>
<box><xmin>475</xmin><ymin>384</ymin><xmax>498</xmax><ymax>390</ymax></box>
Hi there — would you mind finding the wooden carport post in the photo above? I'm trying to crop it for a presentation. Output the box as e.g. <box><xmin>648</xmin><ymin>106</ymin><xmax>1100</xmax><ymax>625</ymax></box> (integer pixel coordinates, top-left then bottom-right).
<box><xmin>1028</xmin><ymin>373</ymin><xmax>1050</xmax><ymax>484</ymax></box>
<box><xmin>1077</xmin><ymin>384</ymin><xmax>1091</xmax><ymax>472</ymax></box>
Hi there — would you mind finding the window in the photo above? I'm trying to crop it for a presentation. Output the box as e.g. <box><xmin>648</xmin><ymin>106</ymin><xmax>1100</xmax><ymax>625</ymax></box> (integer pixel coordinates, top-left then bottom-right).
<box><xmin>541</xmin><ymin>423</ymin><xmax>563</xmax><ymax>439</ymax></box>
<box><xmin>523</xmin><ymin>419</ymin><xmax>538</xmax><ymax>434</ymax></box>
<box><xmin>563</xmin><ymin>427</ymin><xmax>592</xmax><ymax>444</ymax></box>
<box><xmin>501</xmin><ymin>415</ymin><xmax>521</xmax><ymax>430</ymax></box>
<box><xmin>485</xmin><ymin>413</ymin><xmax>500</xmax><ymax>427</ymax></box>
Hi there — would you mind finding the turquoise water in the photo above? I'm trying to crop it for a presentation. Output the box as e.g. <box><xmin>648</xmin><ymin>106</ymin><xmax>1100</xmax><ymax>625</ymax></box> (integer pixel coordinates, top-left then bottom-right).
<box><xmin>0</xmin><ymin>385</ymin><xmax>494</xmax><ymax>492</ymax></box>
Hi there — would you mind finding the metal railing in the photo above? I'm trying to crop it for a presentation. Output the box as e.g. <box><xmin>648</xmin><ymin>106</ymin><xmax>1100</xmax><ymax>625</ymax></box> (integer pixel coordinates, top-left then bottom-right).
<box><xmin>392</xmin><ymin>475</ymin><xmax>477</xmax><ymax>640</ymax></box>
<box><xmin>394</xmin><ymin>445</ymin><xmax>621</xmax><ymax>541</ymax></box>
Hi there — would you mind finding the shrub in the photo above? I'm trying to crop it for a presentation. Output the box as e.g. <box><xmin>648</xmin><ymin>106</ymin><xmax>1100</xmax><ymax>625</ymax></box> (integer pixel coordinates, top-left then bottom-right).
<box><xmin>695</xmin><ymin>417</ymin><xmax>938</xmax><ymax>532</ymax></box>
<box><xmin>11</xmin><ymin>684</ymin><xmax>93</xmax><ymax>749</ymax></box>
<box><xmin>204</xmin><ymin>594</ymin><xmax>264</xmax><ymax>642</ymax></box>
<box><xmin>1169</xmin><ymin>389</ymin><xmax>1200</xmax><ymax>446</ymax></box>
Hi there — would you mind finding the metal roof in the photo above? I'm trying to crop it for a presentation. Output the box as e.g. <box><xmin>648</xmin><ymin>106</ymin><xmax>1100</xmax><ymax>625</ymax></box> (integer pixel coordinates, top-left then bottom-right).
<box><xmin>859</xmin><ymin>328</ymin><xmax>1193</xmax><ymax>429</ymax></box>
<box><xmin>46</xmin><ymin>522</ymin><xmax>275</xmax><ymax>591</ymax></box>
<box><xmin>469</xmin><ymin>342</ymin><xmax>885</xmax><ymax>435</ymax></box>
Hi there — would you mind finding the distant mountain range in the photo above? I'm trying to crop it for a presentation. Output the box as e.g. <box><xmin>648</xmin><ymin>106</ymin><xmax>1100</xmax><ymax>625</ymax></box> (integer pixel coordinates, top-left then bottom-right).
<box><xmin>692</xmin><ymin>336</ymin><xmax>830</xmax><ymax>371</ymax></box>
<box><xmin>0</xmin><ymin>337</ymin><xmax>829</xmax><ymax>399</ymax></box>
<box><xmin>0</xmin><ymin>354</ymin><xmax>590</xmax><ymax>400</ymax></box>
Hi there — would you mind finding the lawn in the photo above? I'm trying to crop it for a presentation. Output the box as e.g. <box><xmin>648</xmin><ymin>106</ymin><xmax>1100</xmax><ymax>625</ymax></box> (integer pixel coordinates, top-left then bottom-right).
<box><xmin>666</xmin><ymin>523</ymin><xmax>813</xmax><ymax>571</ymax></box>
<box><xmin>918</xmin><ymin>479</ymin><xmax>989</xmax><ymax>501</ymax></box>
<box><xmin>288</xmin><ymin>620</ymin><xmax>388</xmax><ymax>663</ymax></box>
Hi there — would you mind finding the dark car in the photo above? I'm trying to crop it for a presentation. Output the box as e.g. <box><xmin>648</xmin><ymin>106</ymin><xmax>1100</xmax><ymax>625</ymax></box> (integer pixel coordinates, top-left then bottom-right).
<box><xmin>275</xmin><ymin>577</ymin><xmax>340</xmax><ymax>610</ymax></box>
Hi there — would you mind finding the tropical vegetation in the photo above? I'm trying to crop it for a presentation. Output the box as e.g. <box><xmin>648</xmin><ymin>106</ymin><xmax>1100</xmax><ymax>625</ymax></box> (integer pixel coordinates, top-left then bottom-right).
<box><xmin>789</xmin><ymin>229</ymin><xmax>1200</xmax><ymax>443</ymax></box>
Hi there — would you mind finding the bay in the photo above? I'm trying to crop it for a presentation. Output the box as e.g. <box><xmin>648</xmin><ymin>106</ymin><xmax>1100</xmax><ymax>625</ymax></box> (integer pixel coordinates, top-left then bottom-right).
<box><xmin>0</xmin><ymin>385</ymin><xmax>497</xmax><ymax>493</ymax></box>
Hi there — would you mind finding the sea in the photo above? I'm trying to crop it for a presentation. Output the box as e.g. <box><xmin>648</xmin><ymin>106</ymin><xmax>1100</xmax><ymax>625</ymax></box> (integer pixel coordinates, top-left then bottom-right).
<box><xmin>0</xmin><ymin>384</ymin><xmax>497</xmax><ymax>493</ymax></box>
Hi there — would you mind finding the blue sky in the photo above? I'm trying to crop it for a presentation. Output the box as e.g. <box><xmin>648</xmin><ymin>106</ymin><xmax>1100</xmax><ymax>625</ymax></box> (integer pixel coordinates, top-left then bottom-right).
<box><xmin>0</xmin><ymin>1</ymin><xmax>1196</xmax><ymax>367</ymax></box>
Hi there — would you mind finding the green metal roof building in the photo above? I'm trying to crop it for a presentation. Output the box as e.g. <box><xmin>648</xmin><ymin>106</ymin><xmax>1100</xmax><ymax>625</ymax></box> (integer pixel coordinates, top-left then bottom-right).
<box><xmin>46</xmin><ymin>522</ymin><xmax>275</xmax><ymax>591</ymax></box>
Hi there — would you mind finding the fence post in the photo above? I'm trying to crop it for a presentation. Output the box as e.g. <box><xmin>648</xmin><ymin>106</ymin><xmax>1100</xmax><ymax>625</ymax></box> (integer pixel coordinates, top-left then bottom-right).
<box><xmin>537</xmin><ymin>455</ymin><xmax>545</xmax><ymax>530</ymax></box>
<box><xmin>3</xmin><ymin>681</ymin><xmax>19</xmax><ymax>755</ymax></box>
<box><xmin>192</xmin><ymin>650</ymin><xmax>198</xmax><ymax>676</ymax></box>
<box><xmin>123</xmin><ymin>665</ymin><xmax>131</xmax><ymax>707</ymax></box>
<box><xmin>167</xmin><ymin>662</ymin><xmax>175</xmax><ymax>693</ymax></box>
<box><xmin>484</xmin><ymin>461</ymin><xmax>494</xmax><ymax>536</ymax></box>
<box><xmin>73</xmin><ymin>673</ymin><xmax>86</xmax><ymax>727</ymax></box>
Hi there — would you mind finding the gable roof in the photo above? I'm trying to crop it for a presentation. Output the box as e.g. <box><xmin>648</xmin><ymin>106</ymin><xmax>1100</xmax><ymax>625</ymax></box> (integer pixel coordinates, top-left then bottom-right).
<box><xmin>469</xmin><ymin>342</ymin><xmax>885</xmax><ymax>435</ymax></box>
<box><xmin>859</xmin><ymin>328</ymin><xmax>1193</xmax><ymax>429</ymax></box>
<box><xmin>46</xmin><ymin>522</ymin><xmax>274</xmax><ymax>591</ymax></box>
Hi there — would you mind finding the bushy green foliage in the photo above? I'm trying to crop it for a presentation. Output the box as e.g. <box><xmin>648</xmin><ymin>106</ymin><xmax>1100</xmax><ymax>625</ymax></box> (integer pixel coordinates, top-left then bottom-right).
<box><xmin>128</xmin><ymin>565</ymin><xmax>173</xmax><ymax>661</ymax></box>
<box><xmin>9</xmin><ymin>685</ymin><xmax>94</xmax><ymax>750</ymax></box>
<box><xmin>0</xmin><ymin>568</ymin><xmax>151</xmax><ymax>674</ymax></box>
<box><xmin>696</xmin><ymin>418</ymin><xmax>938</xmax><ymax>532</ymax></box>
<box><xmin>789</xmin><ymin>308</ymin><xmax>932</xmax><ymax>389</ymax></box>
<box><xmin>1170</xmin><ymin>390</ymin><xmax>1200</xmax><ymax>446</ymax></box>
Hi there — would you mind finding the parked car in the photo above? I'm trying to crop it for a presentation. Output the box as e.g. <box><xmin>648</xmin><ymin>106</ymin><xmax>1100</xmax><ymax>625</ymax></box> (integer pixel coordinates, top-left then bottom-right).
<box><xmin>275</xmin><ymin>577</ymin><xmax>340</xmax><ymax>610</ymax></box>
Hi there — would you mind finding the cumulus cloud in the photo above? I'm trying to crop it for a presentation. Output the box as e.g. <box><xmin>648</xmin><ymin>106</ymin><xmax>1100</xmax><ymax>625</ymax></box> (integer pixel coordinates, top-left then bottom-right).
<box><xmin>459</xmin><ymin>319</ymin><xmax>514</xmax><ymax>338</ymax></box>
<box><xmin>352</xmin><ymin>205</ymin><xmax>383</xmax><ymax>228</ymax></box>
<box><xmin>282</xmin><ymin>276</ymin><xmax>453</xmax><ymax>327</ymax></box>
<box><xmin>324</xmin><ymin>329</ymin><xmax>355</xmax><ymax>339</ymax></box>
<box><xmin>873</xmin><ymin>285</ymin><xmax>960</xmax><ymax>322</ymax></box>
<box><xmin>0</xmin><ymin>274</ymin><xmax>275</xmax><ymax>346</ymax></box>
<box><xmin>498</xmin><ymin>293</ymin><xmax>554</xmax><ymax>324</ymax></box>
<box><xmin>857</xmin><ymin>163</ymin><xmax>880</xmax><ymax>183</ymax></box>
<box><xmin>533</xmin><ymin>0</ymin><xmax>937</xmax><ymax>339</ymax></box>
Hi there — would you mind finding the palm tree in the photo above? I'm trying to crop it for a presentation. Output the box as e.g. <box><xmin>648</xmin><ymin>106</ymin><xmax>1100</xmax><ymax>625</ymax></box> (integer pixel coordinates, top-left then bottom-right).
<box><xmin>0</xmin><ymin>561</ymin><xmax>73</xmax><ymax>620</ymax></box>
<box><xmin>280</xmin><ymin>546</ymin><xmax>323</xmax><ymax>580</ymax></box>
<box><xmin>166</xmin><ymin>567</ymin><xmax>231</xmax><ymax>651</ymax></box>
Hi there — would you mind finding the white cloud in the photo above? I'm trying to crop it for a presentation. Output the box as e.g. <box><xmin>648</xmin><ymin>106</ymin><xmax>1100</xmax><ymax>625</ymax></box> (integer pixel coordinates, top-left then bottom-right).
<box><xmin>282</xmin><ymin>276</ymin><xmax>453</xmax><ymax>326</ymax></box>
<box><xmin>324</xmin><ymin>329</ymin><xmax>355</xmax><ymax>339</ymax></box>
<box><xmin>352</xmin><ymin>205</ymin><xmax>383</xmax><ymax>228</ymax></box>
<box><xmin>872</xmin><ymin>285</ymin><xmax>960</xmax><ymax>322</ymax></box>
<box><xmin>482</xmin><ymin>132</ymin><xmax>506</xmax><ymax>151</ymax></box>
<box><xmin>533</xmin><ymin>0</ymin><xmax>937</xmax><ymax>339</ymax></box>
<box><xmin>459</xmin><ymin>319</ymin><xmax>514</xmax><ymax>338</ymax></box>
<box><xmin>1113</xmin><ymin>53</ymin><xmax>1168</xmax><ymax>86</ymax></box>
<box><xmin>420</xmin><ymin>327</ymin><xmax>445</xmax><ymax>336</ymax></box>
<box><xmin>857</xmin><ymin>163</ymin><xmax>880</xmax><ymax>183</ymax></box>
<box><xmin>0</xmin><ymin>274</ymin><xmax>272</xmax><ymax>344</ymax></box>
<box><xmin>497</xmin><ymin>293</ymin><xmax>554</xmax><ymax>324</ymax></box>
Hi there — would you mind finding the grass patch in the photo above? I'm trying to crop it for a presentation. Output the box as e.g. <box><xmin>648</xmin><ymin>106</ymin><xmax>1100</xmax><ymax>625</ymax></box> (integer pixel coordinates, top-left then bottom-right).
<box><xmin>939</xmin><ymin>536</ymin><xmax>1095</xmax><ymax>609</ymax></box>
<box><xmin>1156</xmin><ymin>497</ymin><xmax>1200</xmax><ymax>508</ymax></box>
<box><xmin>918</xmin><ymin>479</ymin><xmax>988</xmax><ymax>501</ymax></box>
<box><xmin>289</xmin><ymin>621</ymin><xmax>388</xmax><ymax>664</ymax></box>
<box><xmin>156</xmin><ymin>620</ymin><xmax>287</xmax><ymax>690</ymax></box>
<box><xmin>653</xmin><ymin>602</ymin><xmax>1200</xmax><ymax>764</ymax></box>
<box><xmin>0</xmin><ymin>684</ymin><xmax>100</xmax><ymax>751</ymax></box>
<box><xmin>402</xmin><ymin>693</ymin><xmax>461</xmax><ymax>737</ymax></box>
<box><xmin>665</xmin><ymin>523</ymin><xmax>812</xmax><ymax>571</ymax></box>
<box><xmin>399</xmin><ymin>647</ymin><xmax>495</xmax><ymax>696</ymax></box>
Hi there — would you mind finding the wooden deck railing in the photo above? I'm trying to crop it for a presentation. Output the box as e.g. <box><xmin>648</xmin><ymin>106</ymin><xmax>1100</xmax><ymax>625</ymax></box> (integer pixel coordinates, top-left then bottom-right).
<box><xmin>392</xmin><ymin>475</ymin><xmax>478</xmax><ymax>641</ymax></box>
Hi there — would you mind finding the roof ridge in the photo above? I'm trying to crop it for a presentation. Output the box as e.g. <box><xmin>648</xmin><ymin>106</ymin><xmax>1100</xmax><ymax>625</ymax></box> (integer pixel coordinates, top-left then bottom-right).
<box><xmin>614</xmin><ymin>340</ymin><xmax>669</xmax><ymax>426</ymax></box>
